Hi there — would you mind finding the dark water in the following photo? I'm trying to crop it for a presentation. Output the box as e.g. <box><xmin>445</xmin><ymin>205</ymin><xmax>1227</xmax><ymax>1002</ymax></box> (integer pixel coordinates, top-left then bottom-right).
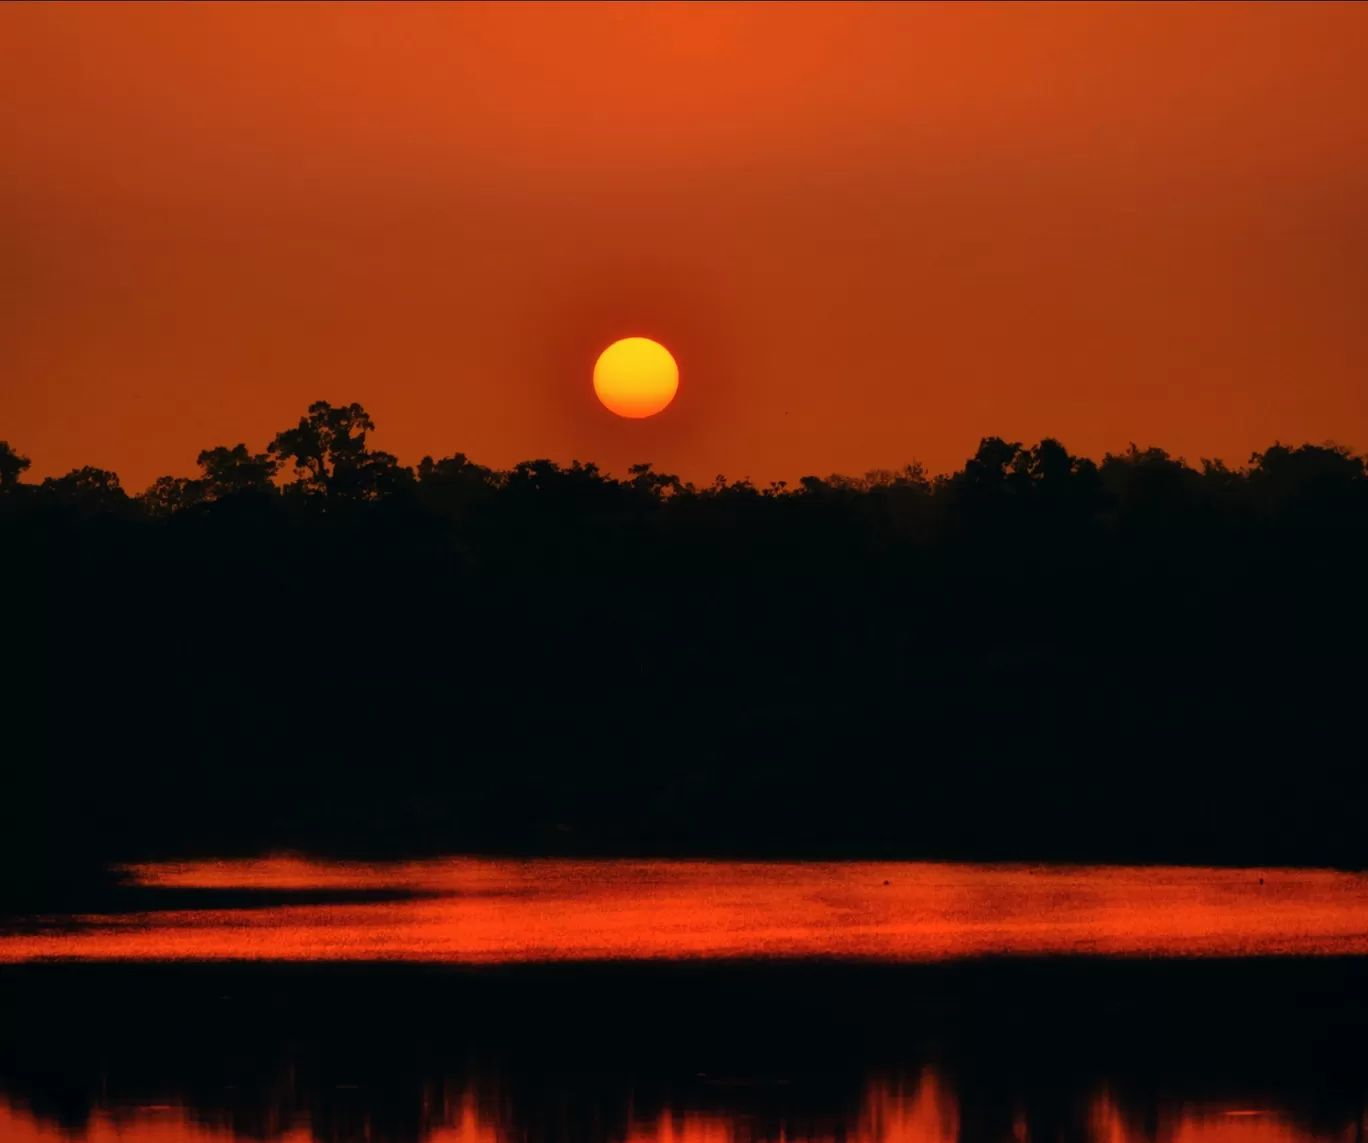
<box><xmin>3</xmin><ymin>861</ymin><xmax>1368</xmax><ymax>1143</ymax></box>
<box><xmin>4</xmin><ymin>958</ymin><xmax>1368</xmax><ymax>1143</ymax></box>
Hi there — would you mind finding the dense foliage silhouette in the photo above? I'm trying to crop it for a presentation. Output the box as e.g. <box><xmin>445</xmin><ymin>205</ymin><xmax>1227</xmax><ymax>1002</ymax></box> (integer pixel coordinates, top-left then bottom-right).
<box><xmin>3</xmin><ymin>401</ymin><xmax>1366</xmax><ymax>902</ymax></box>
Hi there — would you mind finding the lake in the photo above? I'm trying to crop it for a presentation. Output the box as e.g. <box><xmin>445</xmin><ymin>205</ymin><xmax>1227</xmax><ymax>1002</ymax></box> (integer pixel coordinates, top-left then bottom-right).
<box><xmin>3</xmin><ymin>859</ymin><xmax>1368</xmax><ymax>1143</ymax></box>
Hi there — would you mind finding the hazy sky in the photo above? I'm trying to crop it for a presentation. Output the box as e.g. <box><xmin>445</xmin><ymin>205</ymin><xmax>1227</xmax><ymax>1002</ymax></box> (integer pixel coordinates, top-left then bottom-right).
<box><xmin>2</xmin><ymin>1</ymin><xmax>1366</xmax><ymax>489</ymax></box>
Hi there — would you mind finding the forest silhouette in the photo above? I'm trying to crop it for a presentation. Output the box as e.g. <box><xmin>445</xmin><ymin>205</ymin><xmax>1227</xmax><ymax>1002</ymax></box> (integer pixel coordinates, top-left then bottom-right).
<box><xmin>2</xmin><ymin>401</ymin><xmax>1366</xmax><ymax>907</ymax></box>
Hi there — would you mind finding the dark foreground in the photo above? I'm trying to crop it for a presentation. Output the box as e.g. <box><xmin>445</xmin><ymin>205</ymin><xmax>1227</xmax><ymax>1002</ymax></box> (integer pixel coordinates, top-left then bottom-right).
<box><xmin>3</xmin><ymin>959</ymin><xmax>1368</xmax><ymax>1143</ymax></box>
<box><xmin>4</xmin><ymin>425</ymin><xmax>1367</xmax><ymax>899</ymax></box>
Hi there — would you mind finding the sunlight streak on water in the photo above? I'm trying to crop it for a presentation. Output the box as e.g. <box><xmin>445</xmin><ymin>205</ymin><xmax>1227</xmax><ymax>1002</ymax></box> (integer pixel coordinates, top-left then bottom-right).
<box><xmin>2</xmin><ymin>1071</ymin><xmax>1362</xmax><ymax>1143</ymax></box>
<box><xmin>3</xmin><ymin>859</ymin><xmax>1368</xmax><ymax>962</ymax></box>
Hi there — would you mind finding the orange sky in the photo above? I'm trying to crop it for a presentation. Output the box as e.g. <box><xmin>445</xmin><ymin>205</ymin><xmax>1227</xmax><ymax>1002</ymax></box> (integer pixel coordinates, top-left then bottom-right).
<box><xmin>2</xmin><ymin>2</ymin><xmax>1366</xmax><ymax>490</ymax></box>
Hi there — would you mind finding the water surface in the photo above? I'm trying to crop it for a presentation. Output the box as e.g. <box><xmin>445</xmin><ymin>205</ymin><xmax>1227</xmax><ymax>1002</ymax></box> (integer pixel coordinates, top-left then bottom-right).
<box><xmin>4</xmin><ymin>858</ymin><xmax>1368</xmax><ymax>961</ymax></box>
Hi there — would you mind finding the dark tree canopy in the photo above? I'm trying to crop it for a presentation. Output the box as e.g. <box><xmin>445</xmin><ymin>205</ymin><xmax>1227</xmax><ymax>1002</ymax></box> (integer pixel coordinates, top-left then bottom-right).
<box><xmin>141</xmin><ymin>475</ymin><xmax>202</xmax><ymax>518</ymax></box>
<box><xmin>39</xmin><ymin>465</ymin><xmax>128</xmax><ymax>510</ymax></box>
<box><xmin>266</xmin><ymin>400</ymin><xmax>411</xmax><ymax>502</ymax></box>
<box><xmin>197</xmin><ymin>444</ymin><xmax>278</xmax><ymax>500</ymax></box>
<box><xmin>3</xmin><ymin>403</ymin><xmax>1366</xmax><ymax>895</ymax></box>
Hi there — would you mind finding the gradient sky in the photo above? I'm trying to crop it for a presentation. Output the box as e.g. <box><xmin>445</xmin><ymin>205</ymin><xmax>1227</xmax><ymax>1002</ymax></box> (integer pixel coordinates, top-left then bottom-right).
<box><xmin>2</xmin><ymin>1</ymin><xmax>1366</xmax><ymax>490</ymax></box>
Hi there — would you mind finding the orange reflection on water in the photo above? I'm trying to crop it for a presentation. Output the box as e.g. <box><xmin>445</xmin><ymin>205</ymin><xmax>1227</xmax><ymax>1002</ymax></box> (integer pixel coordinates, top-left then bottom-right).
<box><xmin>3</xmin><ymin>860</ymin><xmax>1368</xmax><ymax>963</ymax></box>
<box><xmin>0</xmin><ymin>1099</ymin><xmax>313</xmax><ymax>1143</ymax></box>
<box><xmin>4</xmin><ymin>1077</ymin><xmax>1363</xmax><ymax>1143</ymax></box>
<box><xmin>856</xmin><ymin>1072</ymin><xmax>960</xmax><ymax>1143</ymax></box>
<box><xmin>0</xmin><ymin>1075</ymin><xmax>966</xmax><ymax>1143</ymax></box>
<box><xmin>427</xmin><ymin>1090</ymin><xmax>503</xmax><ymax>1143</ymax></box>
<box><xmin>1090</xmin><ymin>1093</ymin><xmax>1364</xmax><ymax>1143</ymax></box>
<box><xmin>618</xmin><ymin>1073</ymin><xmax>959</xmax><ymax>1143</ymax></box>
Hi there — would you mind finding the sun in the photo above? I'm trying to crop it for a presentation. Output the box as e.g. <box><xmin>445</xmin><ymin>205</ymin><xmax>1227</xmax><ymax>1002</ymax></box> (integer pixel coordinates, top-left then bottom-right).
<box><xmin>593</xmin><ymin>337</ymin><xmax>679</xmax><ymax>418</ymax></box>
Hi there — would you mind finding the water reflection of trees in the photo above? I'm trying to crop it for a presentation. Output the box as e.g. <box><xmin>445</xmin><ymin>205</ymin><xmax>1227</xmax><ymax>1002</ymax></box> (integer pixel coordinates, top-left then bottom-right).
<box><xmin>2</xmin><ymin>1069</ymin><xmax>1365</xmax><ymax>1143</ymax></box>
<box><xmin>4</xmin><ymin>962</ymin><xmax>1368</xmax><ymax>1143</ymax></box>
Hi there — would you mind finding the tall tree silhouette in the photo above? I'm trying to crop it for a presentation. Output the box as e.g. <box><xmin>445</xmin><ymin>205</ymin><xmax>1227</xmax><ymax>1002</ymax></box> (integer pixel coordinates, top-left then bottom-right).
<box><xmin>956</xmin><ymin>437</ymin><xmax>1024</xmax><ymax>499</ymax></box>
<box><xmin>268</xmin><ymin>401</ymin><xmax>411</xmax><ymax>501</ymax></box>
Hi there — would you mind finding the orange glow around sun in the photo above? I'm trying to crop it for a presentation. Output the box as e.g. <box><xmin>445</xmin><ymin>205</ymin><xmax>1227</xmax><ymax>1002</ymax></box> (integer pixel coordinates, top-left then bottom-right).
<box><xmin>593</xmin><ymin>337</ymin><xmax>679</xmax><ymax>418</ymax></box>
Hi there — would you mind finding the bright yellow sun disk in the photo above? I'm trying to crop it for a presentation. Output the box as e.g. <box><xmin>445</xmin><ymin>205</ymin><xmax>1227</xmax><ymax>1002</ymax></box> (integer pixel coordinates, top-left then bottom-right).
<box><xmin>593</xmin><ymin>337</ymin><xmax>679</xmax><ymax>418</ymax></box>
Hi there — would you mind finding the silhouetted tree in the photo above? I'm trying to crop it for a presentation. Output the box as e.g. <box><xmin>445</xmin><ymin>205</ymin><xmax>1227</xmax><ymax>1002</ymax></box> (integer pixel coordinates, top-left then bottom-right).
<box><xmin>330</xmin><ymin>447</ymin><xmax>414</xmax><ymax>502</ymax></box>
<box><xmin>0</xmin><ymin>441</ymin><xmax>31</xmax><ymax>490</ymax></box>
<box><xmin>504</xmin><ymin>459</ymin><xmax>624</xmax><ymax>506</ymax></box>
<box><xmin>1099</xmin><ymin>444</ymin><xmax>1205</xmax><ymax>524</ymax></box>
<box><xmin>41</xmin><ymin>466</ymin><xmax>127</xmax><ymax>510</ymax></box>
<box><xmin>137</xmin><ymin>444</ymin><xmax>277</xmax><ymax>517</ymax></box>
<box><xmin>416</xmin><ymin>452</ymin><xmax>499</xmax><ymax>522</ymax></box>
<box><xmin>1249</xmin><ymin>441</ymin><xmax>1364</xmax><ymax>512</ymax></box>
<box><xmin>140</xmin><ymin>475</ymin><xmax>205</xmax><ymax>517</ymax></box>
<box><xmin>418</xmin><ymin>452</ymin><xmax>497</xmax><ymax>488</ymax></box>
<box><xmin>268</xmin><ymin>400</ymin><xmax>411</xmax><ymax>501</ymax></box>
<box><xmin>628</xmin><ymin>463</ymin><xmax>684</xmax><ymax>500</ymax></box>
<box><xmin>197</xmin><ymin>444</ymin><xmax>278</xmax><ymax>501</ymax></box>
<box><xmin>1018</xmin><ymin>439</ymin><xmax>1103</xmax><ymax>518</ymax></box>
<box><xmin>954</xmin><ymin>437</ymin><xmax>1025</xmax><ymax>503</ymax></box>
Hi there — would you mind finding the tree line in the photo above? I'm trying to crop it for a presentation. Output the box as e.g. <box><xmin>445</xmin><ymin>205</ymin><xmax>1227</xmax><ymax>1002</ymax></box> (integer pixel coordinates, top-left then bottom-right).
<box><xmin>2</xmin><ymin>400</ymin><xmax>1366</xmax><ymax>907</ymax></box>
<box><xmin>2</xmin><ymin>399</ymin><xmax>1364</xmax><ymax>524</ymax></box>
